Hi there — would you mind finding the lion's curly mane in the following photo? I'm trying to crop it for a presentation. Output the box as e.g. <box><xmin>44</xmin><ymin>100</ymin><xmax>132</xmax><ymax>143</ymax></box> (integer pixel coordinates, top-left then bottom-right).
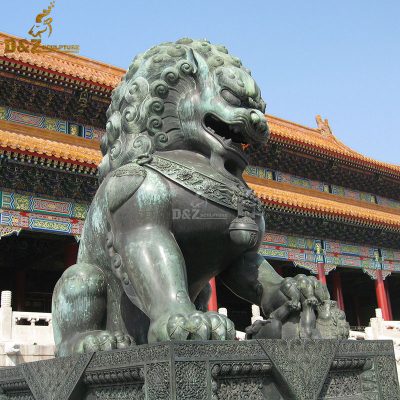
<box><xmin>99</xmin><ymin>38</ymin><xmax>258</xmax><ymax>179</ymax></box>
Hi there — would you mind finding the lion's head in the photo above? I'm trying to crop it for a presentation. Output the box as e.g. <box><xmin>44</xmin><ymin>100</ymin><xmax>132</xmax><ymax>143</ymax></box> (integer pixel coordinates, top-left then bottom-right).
<box><xmin>99</xmin><ymin>38</ymin><xmax>269</xmax><ymax>180</ymax></box>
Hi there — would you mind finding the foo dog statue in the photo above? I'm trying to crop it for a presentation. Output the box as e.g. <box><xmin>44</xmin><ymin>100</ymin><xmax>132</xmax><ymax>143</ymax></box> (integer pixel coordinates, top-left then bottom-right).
<box><xmin>52</xmin><ymin>39</ymin><xmax>349</xmax><ymax>356</ymax></box>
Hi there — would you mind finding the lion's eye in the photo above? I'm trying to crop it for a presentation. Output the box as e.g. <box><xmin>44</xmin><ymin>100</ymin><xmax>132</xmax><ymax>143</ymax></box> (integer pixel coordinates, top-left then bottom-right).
<box><xmin>221</xmin><ymin>89</ymin><xmax>242</xmax><ymax>106</ymax></box>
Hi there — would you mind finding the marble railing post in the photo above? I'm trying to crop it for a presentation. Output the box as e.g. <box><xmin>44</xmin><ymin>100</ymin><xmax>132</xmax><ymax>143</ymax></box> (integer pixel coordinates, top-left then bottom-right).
<box><xmin>385</xmin><ymin>280</ymin><xmax>394</xmax><ymax>321</ymax></box>
<box><xmin>0</xmin><ymin>291</ymin><xmax>12</xmax><ymax>341</ymax></box>
<box><xmin>251</xmin><ymin>305</ymin><xmax>264</xmax><ymax>324</ymax></box>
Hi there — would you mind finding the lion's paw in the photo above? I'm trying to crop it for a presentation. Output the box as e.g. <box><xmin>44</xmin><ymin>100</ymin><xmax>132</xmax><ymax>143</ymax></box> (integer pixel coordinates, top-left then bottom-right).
<box><xmin>150</xmin><ymin>311</ymin><xmax>235</xmax><ymax>341</ymax></box>
<box><xmin>304</xmin><ymin>296</ymin><xmax>319</xmax><ymax>307</ymax></box>
<box><xmin>206</xmin><ymin>311</ymin><xmax>235</xmax><ymax>340</ymax></box>
<box><xmin>79</xmin><ymin>330</ymin><xmax>134</xmax><ymax>353</ymax></box>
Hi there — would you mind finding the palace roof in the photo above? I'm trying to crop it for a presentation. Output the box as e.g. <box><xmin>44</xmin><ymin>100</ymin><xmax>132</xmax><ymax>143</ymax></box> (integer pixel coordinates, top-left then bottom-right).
<box><xmin>2</xmin><ymin>31</ymin><xmax>398</xmax><ymax>177</ymax></box>
<box><xmin>1</xmin><ymin>31</ymin><xmax>400</xmax><ymax>234</ymax></box>
<box><xmin>266</xmin><ymin>115</ymin><xmax>400</xmax><ymax>177</ymax></box>
<box><xmin>0</xmin><ymin>32</ymin><xmax>124</xmax><ymax>88</ymax></box>
<box><xmin>0</xmin><ymin>120</ymin><xmax>101</xmax><ymax>167</ymax></box>
<box><xmin>246</xmin><ymin>176</ymin><xmax>400</xmax><ymax>231</ymax></box>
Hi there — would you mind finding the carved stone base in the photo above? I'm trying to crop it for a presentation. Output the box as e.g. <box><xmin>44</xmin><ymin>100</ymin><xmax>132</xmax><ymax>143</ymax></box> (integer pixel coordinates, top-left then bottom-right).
<box><xmin>0</xmin><ymin>340</ymin><xmax>398</xmax><ymax>400</ymax></box>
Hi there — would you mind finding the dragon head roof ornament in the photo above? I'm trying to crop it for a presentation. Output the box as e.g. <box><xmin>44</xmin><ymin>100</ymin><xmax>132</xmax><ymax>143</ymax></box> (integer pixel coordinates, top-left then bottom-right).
<box><xmin>99</xmin><ymin>38</ymin><xmax>269</xmax><ymax>181</ymax></box>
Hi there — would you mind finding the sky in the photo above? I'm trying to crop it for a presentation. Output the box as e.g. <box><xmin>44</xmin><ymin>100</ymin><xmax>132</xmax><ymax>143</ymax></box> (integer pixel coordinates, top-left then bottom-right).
<box><xmin>1</xmin><ymin>0</ymin><xmax>399</xmax><ymax>164</ymax></box>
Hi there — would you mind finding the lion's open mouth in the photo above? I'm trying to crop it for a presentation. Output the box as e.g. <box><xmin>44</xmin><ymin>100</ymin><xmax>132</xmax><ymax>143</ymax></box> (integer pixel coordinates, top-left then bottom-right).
<box><xmin>204</xmin><ymin>114</ymin><xmax>250</xmax><ymax>154</ymax></box>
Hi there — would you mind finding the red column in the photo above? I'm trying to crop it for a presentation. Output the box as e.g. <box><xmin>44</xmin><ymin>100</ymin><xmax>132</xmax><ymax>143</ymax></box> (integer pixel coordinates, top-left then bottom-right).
<box><xmin>64</xmin><ymin>241</ymin><xmax>78</xmax><ymax>268</ymax></box>
<box><xmin>208</xmin><ymin>277</ymin><xmax>218</xmax><ymax>312</ymax></box>
<box><xmin>375</xmin><ymin>270</ymin><xmax>391</xmax><ymax>321</ymax></box>
<box><xmin>317</xmin><ymin>264</ymin><xmax>326</xmax><ymax>285</ymax></box>
<box><xmin>385</xmin><ymin>280</ymin><xmax>393</xmax><ymax>320</ymax></box>
<box><xmin>332</xmin><ymin>271</ymin><xmax>345</xmax><ymax>311</ymax></box>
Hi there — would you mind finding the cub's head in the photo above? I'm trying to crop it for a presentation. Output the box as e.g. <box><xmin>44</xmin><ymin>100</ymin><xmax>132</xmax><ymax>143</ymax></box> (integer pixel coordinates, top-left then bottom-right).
<box><xmin>100</xmin><ymin>38</ymin><xmax>269</xmax><ymax>180</ymax></box>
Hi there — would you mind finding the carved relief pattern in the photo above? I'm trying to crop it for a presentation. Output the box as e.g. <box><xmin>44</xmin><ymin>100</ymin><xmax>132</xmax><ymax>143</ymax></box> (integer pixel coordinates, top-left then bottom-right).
<box><xmin>20</xmin><ymin>352</ymin><xmax>92</xmax><ymax>400</ymax></box>
<box><xmin>375</xmin><ymin>355</ymin><xmax>400</xmax><ymax>399</ymax></box>
<box><xmin>84</xmin><ymin>367</ymin><xmax>144</xmax><ymax>386</ymax></box>
<box><xmin>6</xmin><ymin>395</ymin><xmax>34</xmax><ymax>400</ymax></box>
<box><xmin>363</xmin><ymin>394</ymin><xmax>380</xmax><ymax>400</ymax></box>
<box><xmin>337</xmin><ymin>340</ymin><xmax>394</xmax><ymax>356</ymax></box>
<box><xmin>215</xmin><ymin>378</ymin><xmax>264</xmax><ymax>400</ymax></box>
<box><xmin>145</xmin><ymin>362</ymin><xmax>170</xmax><ymax>400</ymax></box>
<box><xmin>0</xmin><ymin>368</ymin><xmax>24</xmax><ymax>381</ymax></box>
<box><xmin>173</xmin><ymin>341</ymin><xmax>264</xmax><ymax>359</ymax></box>
<box><xmin>361</xmin><ymin>361</ymin><xmax>380</xmax><ymax>399</ymax></box>
<box><xmin>0</xmin><ymin>381</ymin><xmax>30</xmax><ymax>398</ymax></box>
<box><xmin>211</xmin><ymin>362</ymin><xmax>271</xmax><ymax>378</ymax></box>
<box><xmin>210</xmin><ymin>361</ymin><xmax>271</xmax><ymax>400</ymax></box>
<box><xmin>88</xmin><ymin>344</ymin><xmax>169</xmax><ymax>369</ymax></box>
<box><xmin>175</xmin><ymin>362</ymin><xmax>207</xmax><ymax>399</ymax></box>
<box><xmin>148</xmin><ymin>156</ymin><xmax>262</xmax><ymax>213</ymax></box>
<box><xmin>259</xmin><ymin>339</ymin><xmax>339</xmax><ymax>400</ymax></box>
<box><xmin>0</xmin><ymin>341</ymin><xmax>399</xmax><ymax>399</ymax></box>
<box><xmin>88</xmin><ymin>385</ymin><xmax>144</xmax><ymax>400</ymax></box>
<box><xmin>319</xmin><ymin>371</ymin><xmax>362</xmax><ymax>398</ymax></box>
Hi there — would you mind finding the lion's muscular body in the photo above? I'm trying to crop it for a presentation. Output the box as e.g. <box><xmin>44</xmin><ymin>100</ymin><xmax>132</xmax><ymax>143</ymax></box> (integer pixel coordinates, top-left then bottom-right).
<box><xmin>53</xmin><ymin>150</ymin><xmax>268</xmax><ymax>355</ymax></box>
<box><xmin>52</xmin><ymin>39</ymin><xmax>348</xmax><ymax>356</ymax></box>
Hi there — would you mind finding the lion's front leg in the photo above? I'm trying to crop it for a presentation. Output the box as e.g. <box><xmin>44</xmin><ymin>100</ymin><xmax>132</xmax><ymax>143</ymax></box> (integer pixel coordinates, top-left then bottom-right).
<box><xmin>108</xmin><ymin>168</ymin><xmax>235</xmax><ymax>342</ymax></box>
<box><xmin>52</xmin><ymin>263</ymin><xmax>133</xmax><ymax>356</ymax></box>
<box><xmin>112</xmin><ymin>225</ymin><xmax>235</xmax><ymax>342</ymax></box>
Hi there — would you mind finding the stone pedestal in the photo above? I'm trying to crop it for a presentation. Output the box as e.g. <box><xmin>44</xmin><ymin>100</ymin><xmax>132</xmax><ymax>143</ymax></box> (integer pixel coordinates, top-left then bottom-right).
<box><xmin>0</xmin><ymin>340</ymin><xmax>398</xmax><ymax>400</ymax></box>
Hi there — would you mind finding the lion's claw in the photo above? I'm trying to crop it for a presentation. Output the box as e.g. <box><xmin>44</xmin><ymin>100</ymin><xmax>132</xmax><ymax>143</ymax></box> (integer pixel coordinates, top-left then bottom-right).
<box><xmin>167</xmin><ymin>312</ymin><xmax>211</xmax><ymax>340</ymax></box>
<box><xmin>207</xmin><ymin>311</ymin><xmax>235</xmax><ymax>340</ymax></box>
<box><xmin>305</xmin><ymin>296</ymin><xmax>319</xmax><ymax>307</ymax></box>
<box><xmin>287</xmin><ymin>300</ymin><xmax>301</xmax><ymax>311</ymax></box>
<box><xmin>153</xmin><ymin>311</ymin><xmax>235</xmax><ymax>341</ymax></box>
<box><xmin>81</xmin><ymin>331</ymin><xmax>134</xmax><ymax>352</ymax></box>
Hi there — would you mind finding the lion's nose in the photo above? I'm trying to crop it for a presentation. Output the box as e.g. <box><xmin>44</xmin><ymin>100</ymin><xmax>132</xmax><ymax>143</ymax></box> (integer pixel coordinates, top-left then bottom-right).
<box><xmin>250</xmin><ymin>110</ymin><xmax>268</xmax><ymax>137</ymax></box>
<box><xmin>250</xmin><ymin>111</ymin><xmax>261</xmax><ymax>126</ymax></box>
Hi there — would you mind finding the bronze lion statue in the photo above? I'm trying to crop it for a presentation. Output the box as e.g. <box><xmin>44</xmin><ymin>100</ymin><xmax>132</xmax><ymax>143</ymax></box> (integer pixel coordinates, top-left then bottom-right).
<box><xmin>52</xmin><ymin>39</ymin><xmax>349</xmax><ymax>356</ymax></box>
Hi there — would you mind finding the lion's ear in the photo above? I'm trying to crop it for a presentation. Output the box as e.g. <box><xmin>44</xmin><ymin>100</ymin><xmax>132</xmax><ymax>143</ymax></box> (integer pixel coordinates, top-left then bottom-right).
<box><xmin>187</xmin><ymin>49</ymin><xmax>199</xmax><ymax>74</ymax></box>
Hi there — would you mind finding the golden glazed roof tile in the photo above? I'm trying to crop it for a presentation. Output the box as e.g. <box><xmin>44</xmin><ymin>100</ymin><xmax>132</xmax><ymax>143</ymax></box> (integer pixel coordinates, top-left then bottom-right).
<box><xmin>0</xmin><ymin>127</ymin><xmax>102</xmax><ymax>165</ymax></box>
<box><xmin>266</xmin><ymin>114</ymin><xmax>400</xmax><ymax>176</ymax></box>
<box><xmin>1</xmin><ymin>32</ymin><xmax>398</xmax><ymax>175</ymax></box>
<box><xmin>246</xmin><ymin>177</ymin><xmax>400</xmax><ymax>229</ymax></box>
<box><xmin>1</xmin><ymin>119</ymin><xmax>399</xmax><ymax>229</ymax></box>
<box><xmin>0</xmin><ymin>32</ymin><xmax>125</xmax><ymax>88</ymax></box>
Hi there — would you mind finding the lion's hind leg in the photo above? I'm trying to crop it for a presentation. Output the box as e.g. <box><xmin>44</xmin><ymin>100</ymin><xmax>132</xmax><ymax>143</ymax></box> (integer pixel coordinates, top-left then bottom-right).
<box><xmin>52</xmin><ymin>262</ymin><xmax>133</xmax><ymax>356</ymax></box>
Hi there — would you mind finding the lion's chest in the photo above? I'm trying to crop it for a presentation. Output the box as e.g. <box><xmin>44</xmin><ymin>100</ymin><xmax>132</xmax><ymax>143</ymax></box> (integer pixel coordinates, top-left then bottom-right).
<box><xmin>169</xmin><ymin>182</ymin><xmax>263</xmax><ymax>275</ymax></box>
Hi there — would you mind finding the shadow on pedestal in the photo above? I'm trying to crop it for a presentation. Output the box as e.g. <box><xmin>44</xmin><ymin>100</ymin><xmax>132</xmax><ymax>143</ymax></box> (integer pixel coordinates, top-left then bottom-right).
<box><xmin>0</xmin><ymin>340</ymin><xmax>398</xmax><ymax>400</ymax></box>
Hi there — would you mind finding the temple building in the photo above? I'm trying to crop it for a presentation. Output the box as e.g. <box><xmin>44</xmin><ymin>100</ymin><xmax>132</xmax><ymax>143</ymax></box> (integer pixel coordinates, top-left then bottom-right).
<box><xmin>0</xmin><ymin>31</ymin><xmax>399</xmax><ymax>335</ymax></box>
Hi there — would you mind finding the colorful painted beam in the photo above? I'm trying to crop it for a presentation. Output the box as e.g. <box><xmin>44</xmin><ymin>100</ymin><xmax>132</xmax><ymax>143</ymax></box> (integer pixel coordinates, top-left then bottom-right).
<box><xmin>0</xmin><ymin>191</ymin><xmax>89</xmax><ymax>219</ymax></box>
<box><xmin>0</xmin><ymin>189</ymin><xmax>86</xmax><ymax>236</ymax></box>
<box><xmin>0</xmin><ymin>209</ymin><xmax>83</xmax><ymax>235</ymax></box>
<box><xmin>245</xmin><ymin>165</ymin><xmax>400</xmax><ymax>210</ymax></box>
<box><xmin>0</xmin><ymin>106</ymin><xmax>105</xmax><ymax>141</ymax></box>
<box><xmin>259</xmin><ymin>231</ymin><xmax>399</xmax><ymax>278</ymax></box>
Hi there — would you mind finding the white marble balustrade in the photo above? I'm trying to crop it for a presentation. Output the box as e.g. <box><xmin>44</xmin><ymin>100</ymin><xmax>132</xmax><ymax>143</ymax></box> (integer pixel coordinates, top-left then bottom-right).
<box><xmin>0</xmin><ymin>291</ymin><xmax>55</xmax><ymax>366</ymax></box>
